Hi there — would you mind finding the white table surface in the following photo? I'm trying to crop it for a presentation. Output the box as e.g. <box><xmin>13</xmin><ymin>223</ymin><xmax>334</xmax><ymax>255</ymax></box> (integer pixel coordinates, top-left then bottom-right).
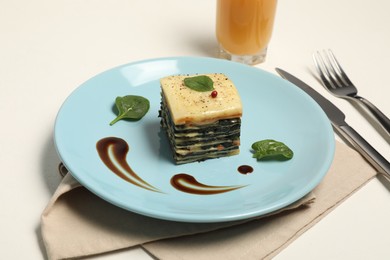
<box><xmin>2</xmin><ymin>0</ymin><xmax>390</xmax><ymax>259</ymax></box>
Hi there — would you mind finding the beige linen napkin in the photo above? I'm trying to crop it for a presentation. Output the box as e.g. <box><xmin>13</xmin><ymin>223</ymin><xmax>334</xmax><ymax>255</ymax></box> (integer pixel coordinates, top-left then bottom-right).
<box><xmin>41</xmin><ymin>141</ymin><xmax>376</xmax><ymax>260</ymax></box>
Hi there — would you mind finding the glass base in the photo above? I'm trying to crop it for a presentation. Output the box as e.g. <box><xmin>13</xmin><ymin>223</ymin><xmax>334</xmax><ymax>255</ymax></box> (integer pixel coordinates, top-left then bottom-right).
<box><xmin>218</xmin><ymin>46</ymin><xmax>267</xmax><ymax>65</ymax></box>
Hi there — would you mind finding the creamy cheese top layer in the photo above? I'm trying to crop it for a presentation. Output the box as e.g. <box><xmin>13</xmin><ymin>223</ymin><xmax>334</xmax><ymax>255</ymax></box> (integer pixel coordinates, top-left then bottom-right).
<box><xmin>161</xmin><ymin>73</ymin><xmax>242</xmax><ymax>125</ymax></box>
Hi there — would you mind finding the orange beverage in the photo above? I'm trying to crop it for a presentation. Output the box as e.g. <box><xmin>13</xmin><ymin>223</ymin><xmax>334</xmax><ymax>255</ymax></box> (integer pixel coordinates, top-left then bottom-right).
<box><xmin>216</xmin><ymin>0</ymin><xmax>277</xmax><ymax>64</ymax></box>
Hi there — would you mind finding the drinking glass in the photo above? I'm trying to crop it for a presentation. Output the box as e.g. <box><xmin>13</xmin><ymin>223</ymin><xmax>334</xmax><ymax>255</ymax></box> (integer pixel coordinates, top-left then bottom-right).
<box><xmin>216</xmin><ymin>0</ymin><xmax>277</xmax><ymax>65</ymax></box>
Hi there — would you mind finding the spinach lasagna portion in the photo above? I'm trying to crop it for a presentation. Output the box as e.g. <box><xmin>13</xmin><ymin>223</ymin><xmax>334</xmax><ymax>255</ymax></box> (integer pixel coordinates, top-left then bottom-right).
<box><xmin>160</xmin><ymin>73</ymin><xmax>242</xmax><ymax>164</ymax></box>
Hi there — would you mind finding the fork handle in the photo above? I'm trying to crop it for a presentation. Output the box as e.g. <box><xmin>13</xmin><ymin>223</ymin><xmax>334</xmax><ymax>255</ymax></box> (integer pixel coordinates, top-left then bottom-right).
<box><xmin>338</xmin><ymin>124</ymin><xmax>390</xmax><ymax>179</ymax></box>
<box><xmin>355</xmin><ymin>95</ymin><xmax>390</xmax><ymax>135</ymax></box>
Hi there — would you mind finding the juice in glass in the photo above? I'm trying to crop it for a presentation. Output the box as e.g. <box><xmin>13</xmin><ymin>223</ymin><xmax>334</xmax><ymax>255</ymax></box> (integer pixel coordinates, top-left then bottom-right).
<box><xmin>216</xmin><ymin>0</ymin><xmax>277</xmax><ymax>65</ymax></box>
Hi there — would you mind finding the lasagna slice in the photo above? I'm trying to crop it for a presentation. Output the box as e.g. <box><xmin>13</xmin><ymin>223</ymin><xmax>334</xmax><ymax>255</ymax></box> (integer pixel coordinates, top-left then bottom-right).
<box><xmin>160</xmin><ymin>73</ymin><xmax>242</xmax><ymax>164</ymax></box>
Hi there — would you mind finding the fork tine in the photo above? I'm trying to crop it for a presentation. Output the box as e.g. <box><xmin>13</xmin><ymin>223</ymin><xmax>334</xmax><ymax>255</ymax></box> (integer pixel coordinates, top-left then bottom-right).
<box><xmin>313</xmin><ymin>51</ymin><xmax>337</xmax><ymax>89</ymax></box>
<box><xmin>327</xmin><ymin>49</ymin><xmax>354</xmax><ymax>86</ymax></box>
<box><xmin>321</xmin><ymin>50</ymin><xmax>347</xmax><ymax>88</ymax></box>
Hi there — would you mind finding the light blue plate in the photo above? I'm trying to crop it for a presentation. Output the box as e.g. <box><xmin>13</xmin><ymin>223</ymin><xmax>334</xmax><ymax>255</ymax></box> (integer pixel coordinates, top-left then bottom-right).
<box><xmin>54</xmin><ymin>57</ymin><xmax>335</xmax><ymax>223</ymax></box>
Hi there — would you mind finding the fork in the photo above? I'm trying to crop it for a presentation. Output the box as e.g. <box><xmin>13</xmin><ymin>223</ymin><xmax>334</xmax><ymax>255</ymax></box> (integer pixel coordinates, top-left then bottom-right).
<box><xmin>313</xmin><ymin>49</ymin><xmax>390</xmax><ymax>136</ymax></box>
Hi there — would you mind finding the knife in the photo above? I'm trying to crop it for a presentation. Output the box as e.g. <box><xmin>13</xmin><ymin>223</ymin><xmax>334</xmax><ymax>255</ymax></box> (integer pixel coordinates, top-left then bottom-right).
<box><xmin>275</xmin><ymin>68</ymin><xmax>390</xmax><ymax>179</ymax></box>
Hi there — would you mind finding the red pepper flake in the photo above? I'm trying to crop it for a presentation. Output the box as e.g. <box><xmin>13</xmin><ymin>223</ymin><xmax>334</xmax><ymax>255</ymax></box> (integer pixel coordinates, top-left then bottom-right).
<box><xmin>211</xmin><ymin>90</ymin><xmax>218</xmax><ymax>98</ymax></box>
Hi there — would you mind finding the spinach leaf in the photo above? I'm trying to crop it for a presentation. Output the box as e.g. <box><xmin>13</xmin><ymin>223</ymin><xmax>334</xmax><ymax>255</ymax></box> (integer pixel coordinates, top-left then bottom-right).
<box><xmin>251</xmin><ymin>139</ymin><xmax>293</xmax><ymax>160</ymax></box>
<box><xmin>110</xmin><ymin>95</ymin><xmax>150</xmax><ymax>125</ymax></box>
<box><xmin>183</xmin><ymin>75</ymin><xmax>214</xmax><ymax>92</ymax></box>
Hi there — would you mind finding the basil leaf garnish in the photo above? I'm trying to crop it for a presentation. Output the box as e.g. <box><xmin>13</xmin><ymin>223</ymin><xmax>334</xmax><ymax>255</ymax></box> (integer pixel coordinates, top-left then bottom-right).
<box><xmin>110</xmin><ymin>95</ymin><xmax>150</xmax><ymax>125</ymax></box>
<box><xmin>251</xmin><ymin>139</ymin><xmax>294</xmax><ymax>160</ymax></box>
<box><xmin>183</xmin><ymin>75</ymin><xmax>214</xmax><ymax>92</ymax></box>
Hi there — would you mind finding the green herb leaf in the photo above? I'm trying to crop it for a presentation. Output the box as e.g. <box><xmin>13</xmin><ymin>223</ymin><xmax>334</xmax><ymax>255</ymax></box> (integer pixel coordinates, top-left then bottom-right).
<box><xmin>110</xmin><ymin>95</ymin><xmax>150</xmax><ymax>125</ymax></box>
<box><xmin>251</xmin><ymin>139</ymin><xmax>294</xmax><ymax>160</ymax></box>
<box><xmin>183</xmin><ymin>75</ymin><xmax>214</xmax><ymax>92</ymax></box>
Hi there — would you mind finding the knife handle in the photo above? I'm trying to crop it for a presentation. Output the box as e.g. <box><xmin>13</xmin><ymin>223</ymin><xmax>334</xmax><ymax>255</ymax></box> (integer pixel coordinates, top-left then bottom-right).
<box><xmin>338</xmin><ymin>125</ymin><xmax>390</xmax><ymax>178</ymax></box>
<box><xmin>356</xmin><ymin>96</ymin><xmax>390</xmax><ymax>136</ymax></box>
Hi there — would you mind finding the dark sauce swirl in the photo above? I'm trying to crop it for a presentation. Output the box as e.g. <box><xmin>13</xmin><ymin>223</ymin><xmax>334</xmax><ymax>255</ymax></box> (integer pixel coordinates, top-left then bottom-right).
<box><xmin>97</xmin><ymin>137</ymin><xmax>249</xmax><ymax>195</ymax></box>
<box><xmin>96</xmin><ymin>137</ymin><xmax>161</xmax><ymax>193</ymax></box>
<box><xmin>171</xmin><ymin>173</ymin><xmax>244</xmax><ymax>195</ymax></box>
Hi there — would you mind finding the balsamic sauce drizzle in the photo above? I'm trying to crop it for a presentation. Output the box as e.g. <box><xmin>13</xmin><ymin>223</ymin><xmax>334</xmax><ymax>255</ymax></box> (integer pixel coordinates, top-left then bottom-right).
<box><xmin>170</xmin><ymin>173</ymin><xmax>245</xmax><ymax>195</ymax></box>
<box><xmin>96</xmin><ymin>137</ymin><xmax>161</xmax><ymax>193</ymax></box>
<box><xmin>97</xmin><ymin>137</ymin><xmax>252</xmax><ymax>195</ymax></box>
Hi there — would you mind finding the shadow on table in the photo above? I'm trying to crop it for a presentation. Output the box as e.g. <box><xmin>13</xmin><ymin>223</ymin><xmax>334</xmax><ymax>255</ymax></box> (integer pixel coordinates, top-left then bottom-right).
<box><xmin>39</xmin><ymin>131</ymin><xmax>63</xmax><ymax>194</ymax></box>
<box><xmin>377</xmin><ymin>173</ymin><xmax>390</xmax><ymax>192</ymax></box>
<box><xmin>187</xmin><ymin>34</ymin><xmax>220</xmax><ymax>59</ymax></box>
<box><xmin>37</xmin><ymin>131</ymin><xmax>63</xmax><ymax>260</ymax></box>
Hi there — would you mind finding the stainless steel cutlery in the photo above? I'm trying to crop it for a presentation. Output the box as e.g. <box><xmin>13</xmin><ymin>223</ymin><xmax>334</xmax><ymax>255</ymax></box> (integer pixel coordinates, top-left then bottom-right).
<box><xmin>313</xmin><ymin>49</ymin><xmax>390</xmax><ymax>136</ymax></box>
<box><xmin>276</xmin><ymin>68</ymin><xmax>390</xmax><ymax>179</ymax></box>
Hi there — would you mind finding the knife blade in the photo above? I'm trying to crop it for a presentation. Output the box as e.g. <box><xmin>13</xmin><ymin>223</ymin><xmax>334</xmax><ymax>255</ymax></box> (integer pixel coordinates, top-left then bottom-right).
<box><xmin>275</xmin><ymin>68</ymin><xmax>390</xmax><ymax>178</ymax></box>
